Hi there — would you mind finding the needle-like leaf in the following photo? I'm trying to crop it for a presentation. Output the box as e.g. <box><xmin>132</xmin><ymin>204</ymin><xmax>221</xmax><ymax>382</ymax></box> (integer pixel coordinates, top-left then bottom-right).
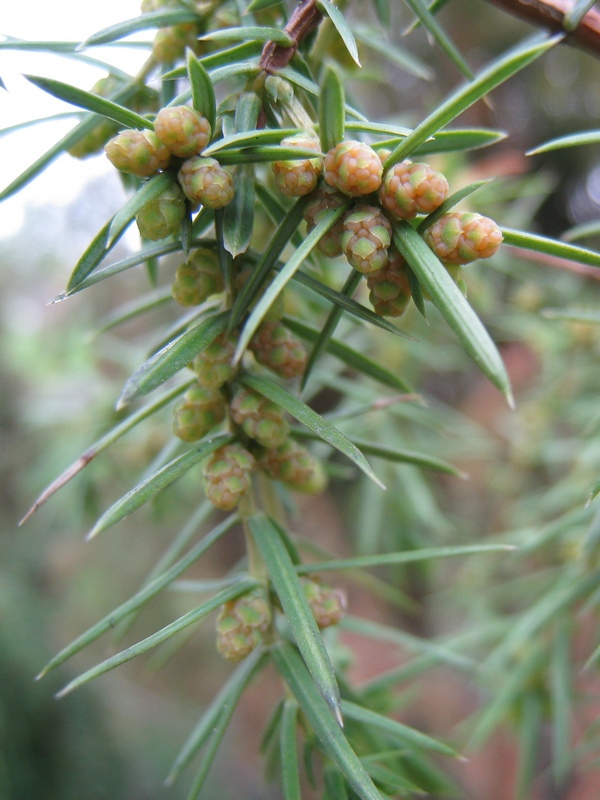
<box><xmin>392</xmin><ymin>221</ymin><xmax>514</xmax><ymax>406</ymax></box>
<box><xmin>117</xmin><ymin>310</ymin><xmax>229</xmax><ymax>408</ymax></box>
<box><xmin>243</xmin><ymin>374</ymin><xmax>384</xmax><ymax>488</ymax></box>
<box><xmin>86</xmin><ymin>434</ymin><xmax>232</xmax><ymax>539</ymax></box>
<box><xmin>383</xmin><ymin>33</ymin><xmax>562</xmax><ymax>169</ymax></box>
<box><xmin>272</xmin><ymin>643</ymin><xmax>384</xmax><ymax>800</ymax></box>
<box><xmin>24</xmin><ymin>74</ymin><xmax>153</xmax><ymax>130</ymax></box>
<box><xmin>37</xmin><ymin>513</ymin><xmax>238</xmax><ymax>678</ymax></box>
<box><xmin>55</xmin><ymin>580</ymin><xmax>255</xmax><ymax>698</ymax></box>
<box><xmin>250</xmin><ymin>513</ymin><xmax>342</xmax><ymax>721</ymax></box>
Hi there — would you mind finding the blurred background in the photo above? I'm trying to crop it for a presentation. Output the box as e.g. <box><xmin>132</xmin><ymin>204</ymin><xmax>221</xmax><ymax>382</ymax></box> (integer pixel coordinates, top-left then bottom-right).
<box><xmin>2</xmin><ymin>1</ymin><xmax>600</xmax><ymax>798</ymax></box>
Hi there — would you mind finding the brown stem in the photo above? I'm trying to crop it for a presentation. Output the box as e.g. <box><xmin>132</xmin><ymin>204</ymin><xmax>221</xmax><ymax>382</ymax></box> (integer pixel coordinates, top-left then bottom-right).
<box><xmin>259</xmin><ymin>0</ymin><xmax>323</xmax><ymax>74</ymax></box>
<box><xmin>486</xmin><ymin>0</ymin><xmax>600</xmax><ymax>56</ymax></box>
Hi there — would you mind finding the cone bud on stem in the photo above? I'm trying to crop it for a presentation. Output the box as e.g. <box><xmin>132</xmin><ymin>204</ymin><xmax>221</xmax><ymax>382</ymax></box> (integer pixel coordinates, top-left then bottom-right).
<box><xmin>202</xmin><ymin>443</ymin><xmax>255</xmax><ymax>511</ymax></box>
<box><xmin>216</xmin><ymin>588</ymin><xmax>272</xmax><ymax>662</ymax></box>
<box><xmin>229</xmin><ymin>387</ymin><xmax>290</xmax><ymax>448</ymax></box>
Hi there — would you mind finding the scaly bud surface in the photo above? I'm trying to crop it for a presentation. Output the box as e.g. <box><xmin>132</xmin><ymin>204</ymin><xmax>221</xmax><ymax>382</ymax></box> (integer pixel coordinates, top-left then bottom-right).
<box><xmin>304</xmin><ymin>184</ymin><xmax>347</xmax><ymax>257</ymax></box>
<box><xmin>366</xmin><ymin>247</ymin><xmax>412</xmax><ymax>317</ymax></box>
<box><xmin>216</xmin><ymin>589</ymin><xmax>272</xmax><ymax>662</ymax></box>
<box><xmin>193</xmin><ymin>332</ymin><xmax>237</xmax><ymax>389</ymax></box>
<box><xmin>105</xmin><ymin>130</ymin><xmax>171</xmax><ymax>177</ymax></box>
<box><xmin>178</xmin><ymin>157</ymin><xmax>234</xmax><ymax>209</ymax></box>
<box><xmin>229</xmin><ymin>387</ymin><xmax>289</xmax><ymax>448</ymax></box>
<box><xmin>154</xmin><ymin>105</ymin><xmax>211</xmax><ymax>159</ymax></box>
<box><xmin>257</xmin><ymin>439</ymin><xmax>327</xmax><ymax>494</ymax></box>
<box><xmin>152</xmin><ymin>24</ymin><xmax>199</xmax><ymax>63</ymax></box>
<box><xmin>301</xmin><ymin>576</ymin><xmax>346</xmax><ymax>628</ymax></box>
<box><xmin>172</xmin><ymin>248</ymin><xmax>224</xmax><ymax>306</ymax></box>
<box><xmin>202</xmin><ymin>443</ymin><xmax>255</xmax><ymax>511</ymax></box>
<box><xmin>249</xmin><ymin>321</ymin><xmax>307</xmax><ymax>380</ymax></box>
<box><xmin>135</xmin><ymin>182</ymin><xmax>186</xmax><ymax>241</ymax></box>
<box><xmin>172</xmin><ymin>385</ymin><xmax>226</xmax><ymax>442</ymax></box>
<box><xmin>341</xmin><ymin>205</ymin><xmax>392</xmax><ymax>275</ymax></box>
<box><xmin>424</xmin><ymin>212</ymin><xmax>503</xmax><ymax>265</ymax></box>
<box><xmin>379</xmin><ymin>160</ymin><xmax>449</xmax><ymax>220</ymax></box>
<box><xmin>324</xmin><ymin>140</ymin><xmax>383</xmax><ymax>196</ymax></box>
<box><xmin>272</xmin><ymin>134</ymin><xmax>323</xmax><ymax>197</ymax></box>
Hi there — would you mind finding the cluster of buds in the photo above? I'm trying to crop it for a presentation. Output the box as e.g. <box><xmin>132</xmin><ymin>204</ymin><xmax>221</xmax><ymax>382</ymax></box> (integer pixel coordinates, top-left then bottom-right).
<box><xmin>104</xmin><ymin>101</ymin><xmax>233</xmax><ymax>241</ymax></box>
<box><xmin>214</xmin><ymin>575</ymin><xmax>345</xmax><ymax>663</ymax></box>
<box><xmin>271</xmin><ymin>137</ymin><xmax>502</xmax><ymax>318</ymax></box>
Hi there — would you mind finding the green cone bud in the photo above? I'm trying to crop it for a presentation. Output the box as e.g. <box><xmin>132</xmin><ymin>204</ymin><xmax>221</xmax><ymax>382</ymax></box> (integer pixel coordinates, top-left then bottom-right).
<box><xmin>69</xmin><ymin>119</ymin><xmax>120</xmax><ymax>159</ymax></box>
<box><xmin>193</xmin><ymin>331</ymin><xmax>237</xmax><ymax>389</ymax></box>
<box><xmin>154</xmin><ymin>105</ymin><xmax>211</xmax><ymax>159</ymax></box>
<box><xmin>272</xmin><ymin>134</ymin><xmax>323</xmax><ymax>197</ymax></box>
<box><xmin>379</xmin><ymin>160</ymin><xmax>449</xmax><ymax>220</ymax></box>
<box><xmin>202</xmin><ymin>443</ymin><xmax>255</xmax><ymax>510</ymax></box>
<box><xmin>257</xmin><ymin>439</ymin><xmax>327</xmax><ymax>494</ymax></box>
<box><xmin>229</xmin><ymin>387</ymin><xmax>289</xmax><ymax>448</ymax></box>
<box><xmin>304</xmin><ymin>184</ymin><xmax>347</xmax><ymax>258</ymax></box>
<box><xmin>172</xmin><ymin>385</ymin><xmax>226</xmax><ymax>442</ymax></box>
<box><xmin>341</xmin><ymin>205</ymin><xmax>392</xmax><ymax>275</ymax></box>
<box><xmin>152</xmin><ymin>24</ymin><xmax>199</xmax><ymax>64</ymax></box>
<box><xmin>105</xmin><ymin>129</ymin><xmax>171</xmax><ymax>177</ymax></box>
<box><xmin>301</xmin><ymin>576</ymin><xmax>346</xmax><ymax>628</ymax></box>
<box><xmin>135</xmin><ymin>182</ymin><xmax>186</xmax><ymax>241</ymax></box>
<box><xmin>424</xmin><ymin>212</ymin><xmax>503</xmax><ymax>265</ymax></box>
<box><xmin>324</xmin><ymin>140</ymin><xmax>383</xmax><ymax>196</ymax></box>
<box><xmin>69</xmin><ymin>76</ymin><xmax>123</xmax><ymax>159</ymax></box>
<box><xmin>172</xmin><ymin>248</ymin><xmax>224</xmax><ymax>306</ymax></box>
<box><xmin>249</xmin><ymin>321</ymin><xmax>307</xmax><ymax>380</ymax></box>
<box><xmin>366</xmin><ymin>247</ymin><xmax>412</xmax><ymax>317</ymax></box>
<box><xmin>216</xmin><ymin>588</ymin><xmax>272</xmax><ymax>662</ymax></box>
<box><xmin>178</xmin><ymin>157</ymin><xmax>235</xmax><ymax>209</ymax></box>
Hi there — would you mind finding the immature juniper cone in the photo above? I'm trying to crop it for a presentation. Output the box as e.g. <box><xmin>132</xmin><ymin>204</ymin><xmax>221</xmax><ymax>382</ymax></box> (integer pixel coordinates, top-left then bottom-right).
<box><xmin>178</xmin><ymin>157</ymin><xmax>235</xmax><ymax>209</ymax></box>
<box><xmin>424</xmin><ymin>212</ymin><xmax>503</xmax><ymax>265</ymax></box>
<box><xmin>249</xmin><ymin>321</ymin><xmax>307</xmax><ymax>380</ymax></box>
<box><xmin>172</xmin><ymin>248</ymin><xmax>224</xmax><ymax>306</ymax></box>
<box><xmin>301</xmin><ymin>576</ymin><xmax>346</xmax><ymax>628</ymax></box>
<box><xmin>152</xmin><ymin>25</ymin><xmax>200</xmax><ymax>64</ymax></box>
<box><xmin>272</xmin><ymin>133</ymin><xmax>323</xmax><ymax>197</ymax></box>
<box><xmin>256</xmin><ymin>438</ymin><xmax>327</xmax><ymax>494</ymax></box>
<box><xmin>105</xmin><ymin>130</ymin><xmax>171</xmax><ymax>177</ymax></box>
<box><xmin>229</xmin><ymin>387</ymin><xmax>290</xmax><ymax>449</ymax></box>
<box><xmin>215</xmin><ymin>588</ymin><xmax>272</xmax><ymax>662</ymax></box>
<box><xmin>379</xmin><ymin>159</ymin><xmax>449</xmax><ymax>220</ymax></box>
<box><xmin>68</xmin><ymin>76</ymin><xmax>121</xmax><ymax>159</ymax></box>
<box><xmin>193</xmin><ymin>331</ymin><xmax>237</xmax><ymax>389</ymax></box>
<box><xmin>172</xmin><ymin>385</ymin><xmax>226</xmax><ymax>442</ymax></box>
<box><xmin>341</xmin><ymin>205</ymin><xmax>392</xmax><ymax>275</ymax></box>
<box><xmin>135</xmin><ymin>182</ymin><xmax>186</xmax><ymax>240</ymax></box>
<box><xmin>202</xmin><ymin>443</ymin><xmax>255</xmax><ymax>511</ymax></box>
<box><xmin>154</xmin><ymin>105</ymin><xmax>211</xmax><ymax>159</ymax></box>
<box><xmin>324</xmin><ymin>140</ymin><xmax>383</xmax><ymax>196</ymax></box>
<box><xmin>69</xmin><ymin>120</ymin><xmax>120</xmax><ymax>160</ymax></box>
<box><xmin>303</xmin><ymin>184</ymin><xmax>347</xmax><ymax>257</ymax></box>
<box><xmin>366</xmin><ymin>247</ymin><xmax>412</xmax><ymax>317</ymax></box>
